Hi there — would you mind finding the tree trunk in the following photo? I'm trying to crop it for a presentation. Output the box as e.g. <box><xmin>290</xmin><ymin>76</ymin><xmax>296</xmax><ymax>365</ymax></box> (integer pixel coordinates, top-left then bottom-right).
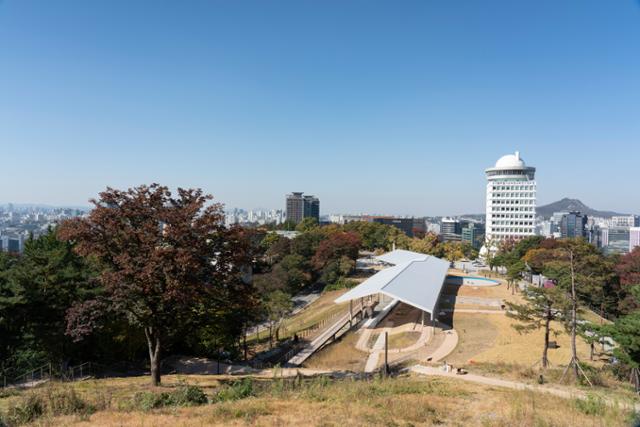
<box><xmin>570</xmin><ymin>251</ymin><xmax>579</xmax><ymax>378</ymax></box>
<box><xmin>145</xmin><ymin>327</ymin><xmax>162</xmax><ymax>386</ymax></box>
<box><xmin>542</xmin><ymin>307</ymin><xmax>551</xmax><ymax>369</ymax></box>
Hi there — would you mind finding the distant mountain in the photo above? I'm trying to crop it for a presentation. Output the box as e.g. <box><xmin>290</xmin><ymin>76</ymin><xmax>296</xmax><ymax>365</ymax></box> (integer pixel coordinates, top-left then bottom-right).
<box><xmin>536</xmin><ymin>198</ymin><xmax>626</xmax><ymax>219</ymax></box>
<box><xmin>460</xmin><ymin>198</ymin><xmax>628</xmax><ymax>221</ymax></box>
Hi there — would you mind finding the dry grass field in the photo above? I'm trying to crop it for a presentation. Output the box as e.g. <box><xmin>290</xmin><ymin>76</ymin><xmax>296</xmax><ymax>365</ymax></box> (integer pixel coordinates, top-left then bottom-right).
<box><xmin>448</xmin><ymin>311</ymin><xmax>594</xmax><ymax>367</ymax></box>
<box><xmin>387</xmin><ymin>331</ymin><xmax>422</xmax><ymax>349</ymax></box>
<box><xmin>247</xmin><ymin>289</ymin><xmax>349</xmax><ymax>344</ymax></box>
<box><xmin>303</xmin><ymin>332</ymin><xmax>367</xmax><ymax>371</ymax></box>
<box><xmin>1</xmin><ymin>374</ymin><xmax>635</xmax><ymax>426</ymax></box>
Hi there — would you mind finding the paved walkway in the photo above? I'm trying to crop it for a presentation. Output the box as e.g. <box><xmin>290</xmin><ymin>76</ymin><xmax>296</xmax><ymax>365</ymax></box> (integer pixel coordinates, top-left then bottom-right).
<box><xmin>410</xmin><ymin>365</ymin><xmax>640</xmax><ymax>411</ymax></box>
<box><xmin>441</xmin><ymin>309</ymin><xmax>505</xmax><ymax>314</ymax></box>
<box><xmin>441</xmin><ymin>295</ymin><xmax>503</xmax><ymax>307</ymax></box>
<box><xmin>427</xmin><ymin>328</ymin><xmax>458</xmax><ymax>362</ymax></box>
<box><xmin>169</xmin><ymin>356</ymin><xmax>331</xmax><ymax>378</ymax></box>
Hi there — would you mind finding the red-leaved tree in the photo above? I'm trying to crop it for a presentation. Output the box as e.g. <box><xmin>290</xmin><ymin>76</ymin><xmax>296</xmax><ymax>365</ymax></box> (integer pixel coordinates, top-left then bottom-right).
<box><xmin>311</xmin><ymin>231</ymin><xmax>361</xmax><ymax>271</ymax></box>
<box><xmin>617</xmin><ymin>247</ymin><xmax>640</xmax><ymax>287</ymax></box>
<box><xmin>59</xmin><ymin>184</ymin><xmax>251</xmax><ymax>386</ymax></box>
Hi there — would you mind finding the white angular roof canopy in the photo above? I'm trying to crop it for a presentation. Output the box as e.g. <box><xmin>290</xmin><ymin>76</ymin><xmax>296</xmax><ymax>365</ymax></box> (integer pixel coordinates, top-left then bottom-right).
<box><xmin>336</xmin><ymin>250</ymin><xmax>450</xmax><ymax>319</ymax></box>
<box><xmin>375</xmin><ymin>249</ymin><xmax>428</xmax><ymax>265</ymax></box>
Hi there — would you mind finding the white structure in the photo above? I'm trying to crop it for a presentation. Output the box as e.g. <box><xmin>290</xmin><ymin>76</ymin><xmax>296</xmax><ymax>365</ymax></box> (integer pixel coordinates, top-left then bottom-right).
<box><xmin>482</xmin><ymin>151</ymin><xmax>536</xmax><ymax>254</ymax></box>
<box><xmin>612</xmin><ymin>215</ymin><xmax>640</xmax><ymax>228</ymax></box>
<box><xmin>630</xmin><ymin>227</ymin><xmax>640</xmax><ymax>252</ymax></box>
<box><xmin>335</xmin><ymin>249</ymin><xmax>450</xmax><ymax>322</ymax></box>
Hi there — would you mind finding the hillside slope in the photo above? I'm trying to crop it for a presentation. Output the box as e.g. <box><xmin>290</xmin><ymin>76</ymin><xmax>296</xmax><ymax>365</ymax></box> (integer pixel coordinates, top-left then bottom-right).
<box><xmin>537</xmin><ymin>198</ymin><xmax>627</xmax><ymax>219</ymax></box>
<box><xmin>0</xmin><ymin>373</ymin><xmax>635</xmax><ymax>426</ymax></box>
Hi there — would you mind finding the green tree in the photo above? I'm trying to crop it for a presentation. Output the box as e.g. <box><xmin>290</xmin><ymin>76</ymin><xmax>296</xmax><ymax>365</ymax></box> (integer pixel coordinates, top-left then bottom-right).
<box><xmin>542</xmin><ymin>239</ymin><xmax>612</xmax><ymax>379</ymax></box>
<box><xmin>0</xmin><ymin>230</ymin><xmax>97</xmax><ymax>378</ymax></box>
<box><xmin>442</xmin><ymin>241</ymin><xmax>465</xmax><ymax>263</ymax></box>
<box><xmin>263</xmin><ymin>290</ymin><xmax>293</xmax><ymax>347</ymax></box>
<box><xmin>506</xmin><ymin>260</ymin><xmax>525</xmax><ymax>294</ymax></box>
<box><xmin>408</xmin><ymin>233</ymin><xmax>441</xmax><ymax>256</ymax></box>
<box><xmin>505</xmin><ymin>285</ymin><xmax>565</xmax><ymax>368</ymax></box>
<box><xmin>0</xmin><ymin>251</ymin><xmax>23</xmax><ymax>378</ymax></box>
<box><xmin>295</xmin><ymin>217</ymin><xmax>319</xmax><ymax>233</ymax></box>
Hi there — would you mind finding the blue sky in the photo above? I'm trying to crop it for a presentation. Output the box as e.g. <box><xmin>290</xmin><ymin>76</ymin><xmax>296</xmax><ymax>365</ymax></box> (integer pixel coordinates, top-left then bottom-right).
<box><xmin>1</xmin><ymin>1</ymin><xmax>639</xmax><ymax>216</ymax></box>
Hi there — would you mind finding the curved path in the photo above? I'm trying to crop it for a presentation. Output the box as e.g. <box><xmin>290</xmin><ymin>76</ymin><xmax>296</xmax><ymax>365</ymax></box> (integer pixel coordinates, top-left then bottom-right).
<box><xmin>410</xmin><ymin>364</ymin><xmax>640</xmax><ymax>411</ymax></box>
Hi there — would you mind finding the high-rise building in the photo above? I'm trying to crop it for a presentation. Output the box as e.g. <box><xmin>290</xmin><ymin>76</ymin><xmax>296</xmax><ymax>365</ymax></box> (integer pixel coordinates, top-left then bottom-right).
<box><xmin>285</xmin><ymin>192</ymin><xmax>320</xmax><ymax>224</ymax></box>
<box><xmin>560</xmin><ymin>211</ymin><xmax>587</xmax><ymax>239</ymax></box>
<box><xmin>483</xmin><ymin>151</ymin><xmax>536</xmax><ymax>252</ymax></box>
<box><xmin>611</xmin><ymin>215</ymin><xmax>640</xmax><ymax>228</ymax></box>
<box><xmin>441</xmin><ymin>217</ymin><xmax>469</xmax><ymax>242</ymax></box>
<box><xmin>462</xmin><ymin>222</ymin><xmax>486</xmax><ymax>250</ymax></box>
<box><xmin>630</xmin><ymin>227</ymin><xmax>640</xmax><ymax>252</ymax></box>
<box><xmin>303</xmin><ymin>195</ymin><xmax>320</xmax><ymax>222</ymax></box>
<box><xmin>371</xmin><ymin>217</ymin><xmax>415</xmax><ymax>237</ymax></box>
<box><xmin>602</xmin><ymin>227</ymin><xmax>631</xmax><ymax>255</ymax></box>
<box><xmin>286</xmin><ymin>192</ymin><xmax>305</xmax><ymax>224</ymax></box>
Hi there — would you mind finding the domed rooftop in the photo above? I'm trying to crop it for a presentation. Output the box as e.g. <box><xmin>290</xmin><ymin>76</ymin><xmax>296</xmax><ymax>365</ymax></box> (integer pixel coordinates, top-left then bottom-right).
<box><xmin>495</xmin><ymin>151</ymin><xmax>526</xmax><ymax>168</ymax></box>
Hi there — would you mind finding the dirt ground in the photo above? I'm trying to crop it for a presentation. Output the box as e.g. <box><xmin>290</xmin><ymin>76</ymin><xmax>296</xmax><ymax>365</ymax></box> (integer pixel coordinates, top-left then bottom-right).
<box><xmin>444</xmin><ymin>312</ymin><xmax>499</xmax><ymax>365</ymax></box>
<box><xmin>304</xmin><ymin>331</ymin><xmax>367</xmax><ymax>371</ymax></box>
<box><xmin>388</xmin><ymin>331</ymin><xmax>422</xmax><ymax>349</ymax></box>
<box><xmin>446</xmin><ymin>312</ymin><xmax>595</xmax><ymax>367</ymax></box>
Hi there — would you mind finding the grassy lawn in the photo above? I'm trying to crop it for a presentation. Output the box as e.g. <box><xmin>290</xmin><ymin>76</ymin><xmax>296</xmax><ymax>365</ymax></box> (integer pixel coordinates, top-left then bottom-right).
<box><xmin>1</xmin><ymin>374</ymin><xmax>634</xmax><ymax>426</ymax></box>
<box><xmin>446</xmin><ymin>312</ymin><xmax>500</xmax><ymax>365</ymax></box>
<box><xmin>247</xmin><ymin>290</ymin><xmax>349</xmax><ymax>344</ymax></box>
<box><xmin>447</xmin><ymin>312</ymin><xmax>596</xmax><ymax>368</ymax></box>
<box><xmin>304</xmin><ymin>332</ymin><xmax>367</xmax><ymax>371</ymax></box>
<box><xmin>387</xmin><ymin>331</ymin><xmax>421</xmax><ymax>349</ymax></box>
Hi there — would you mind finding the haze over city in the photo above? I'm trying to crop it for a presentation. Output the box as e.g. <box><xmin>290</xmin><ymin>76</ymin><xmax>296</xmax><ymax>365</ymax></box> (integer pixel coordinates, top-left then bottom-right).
<box><xmin>1</xmin><ymin>1</ymin><xmax>639</xmax><ymax>216</ymax></box>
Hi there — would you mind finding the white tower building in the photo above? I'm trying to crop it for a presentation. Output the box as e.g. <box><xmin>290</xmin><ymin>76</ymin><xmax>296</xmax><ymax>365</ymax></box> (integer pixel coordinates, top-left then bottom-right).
<box><xmin>482</xmin><ymin>151</ymin><xmax>536</xmax><ymax>254</ymax></box>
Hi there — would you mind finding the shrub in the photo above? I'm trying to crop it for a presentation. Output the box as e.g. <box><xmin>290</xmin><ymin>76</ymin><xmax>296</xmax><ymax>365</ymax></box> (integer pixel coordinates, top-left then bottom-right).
<box><xmin>132</xmin><ymin>385</ymin><xmax>208</xmax><ymax>411</ymax></box>
<box><xmin>324</xmin><ymin>277</ymin><xmax>358</xmax><ymax>292</ymax></box>
<box><xmin>214</xmin><ymin>378</ymin><xmax>254</xmax><ymax>402</ymax></box>
<box><xmin>574</xmin><ymin>394</ymin><xmax>606</xmax><ymax>416</ymax></box>
<box><xmin>43</xmin><ymin>387</ymin><xmax>90</xmax><ymax>416</ymax></box>
<box><xmin>170</xmin><ymin>385</ymin><xmax>208</xmax><ymax>406</ymax></box>
<box><xmin>2</xmin><ymin>386</ymin><xmax>93</xmax><ymax>426</ymax></box>
<box><xmin>3</xmin><ymin>393</ymin><xmax>44</xmax><ymax>426</ymax></box>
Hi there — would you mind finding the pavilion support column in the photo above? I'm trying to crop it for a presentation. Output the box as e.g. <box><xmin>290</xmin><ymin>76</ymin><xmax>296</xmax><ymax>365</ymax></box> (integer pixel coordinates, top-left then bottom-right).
<box><xmin>421</xmin><ymin>311</ymin><xmax>425</xmax><ymax>327</ymax></box>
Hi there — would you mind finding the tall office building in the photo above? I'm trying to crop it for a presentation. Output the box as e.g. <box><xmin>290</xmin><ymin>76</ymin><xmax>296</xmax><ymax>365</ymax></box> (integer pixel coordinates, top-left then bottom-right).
<box><xmin>462</xmin><ymin>222</ymin><xmax>486</xmax><ymax>250</ymax></box>
<box><xmin>441</xmin><ymin>217</ymin><xmax>471</xmax><ymax>242</ymax></box>
<box><xmin>560</xmin><ymin>211</ymin><xmax>587</xmax><ymax>239</ymax></box>
<box><xmin>303</xmin><ymin>195</ymin><xmax>320</xmax><ymax>222</ymax></box>
<box><xmin>483</xmin><ymin>151</ymin><xmax>536</xmax><ymax>253</ymax></box>
<box><xmin>630</xmin><ymin>227</ymin><xmax>640</xmax><ymax>252</ymax></box>
<box><xmin>371</xmin><ymin>217</ymin><xmax>415</xmax><ymax>237</ymax></box>
<box><xmin>285</xmin><ymin>192</ymin><xmax>320</xmax><ymax>224</ymax></box>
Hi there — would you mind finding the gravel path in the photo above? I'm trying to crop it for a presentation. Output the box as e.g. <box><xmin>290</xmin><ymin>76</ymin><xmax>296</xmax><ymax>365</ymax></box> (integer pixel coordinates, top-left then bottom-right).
<box><xmin>410</xmin><ymin>365</ymin><xmax>640</xmax><ymax>411</ymax></box>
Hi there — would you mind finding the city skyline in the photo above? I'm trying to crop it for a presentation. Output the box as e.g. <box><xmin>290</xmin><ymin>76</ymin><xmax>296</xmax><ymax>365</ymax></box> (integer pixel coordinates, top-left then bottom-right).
<box><xmin>1</xmin><ymin>1</ymin><xmax>640</xmax><ymax>215</ymax></box>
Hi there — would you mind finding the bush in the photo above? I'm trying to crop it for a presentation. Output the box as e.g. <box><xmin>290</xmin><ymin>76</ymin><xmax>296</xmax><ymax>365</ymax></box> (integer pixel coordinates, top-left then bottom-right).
<box><xmin>574</xmin><ymin>394</ymin><xmax>606</xmax><ymax>416</ymax></box>
<box><xmin>2</xmin><ymin>386</ymin><xmax>92</xmax><ymax>426</ymax></box>
<box><xmin>324</xmin><ymin>277</ymin><xmax>358</xmax><ymax>292</ymax></box>
<box><xmin>170</xmin><ymin>385</ymin><xmax>208</xmax><ymax>406</ymax></box>
<box><xmin>214</xmin><ymin>378</ymin><xmax>254</xmax><ymax>402</ymax></box>
<box><xmin>132</xmin><ymin>385</ymin><xmax>208</xmax><ymax>411</ymax></box>
<box><xmin>3</xmin><ymin>393</ymin><xmax>44</xmax><ymax>426</ymax></box>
